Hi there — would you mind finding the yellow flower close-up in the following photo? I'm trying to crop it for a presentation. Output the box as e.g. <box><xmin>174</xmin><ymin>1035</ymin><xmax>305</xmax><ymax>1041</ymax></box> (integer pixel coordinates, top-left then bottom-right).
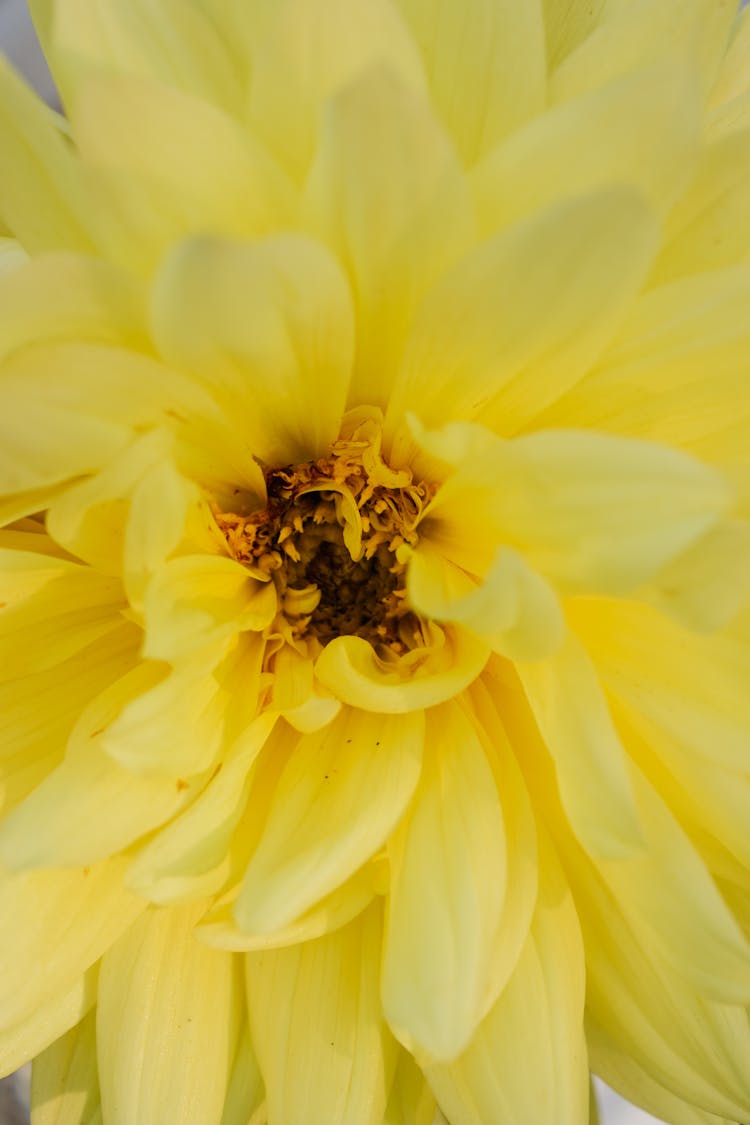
<box><xmin>1</xmin><ymin>1</ymin><xmax>750</xmax><ymax>1123</ymax></box>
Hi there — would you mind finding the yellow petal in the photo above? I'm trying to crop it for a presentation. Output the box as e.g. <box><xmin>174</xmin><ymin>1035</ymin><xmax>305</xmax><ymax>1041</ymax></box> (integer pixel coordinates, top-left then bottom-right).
<box><xmin>382</xmin><ymin>701</ymin><xmax>506</xmax><ymax>1060</ymax></box>
<box><xmin>384</xmin><ymin>1051</ymin><xmax>435</xmax><ymax>1125</ymax></box>
<box><xmin>97</xmin><ymin>902</ymin><xmax>240</xmax><ymax>1125</ymax></box>
<box><xmin>49</xmin><ymin>0</ymin><xmax>243</xmax><ymax>114</ymax></box>
<box><xmin>0</xmin><ymin>623</ymin><xmax>139</xmax><ymax>815</ymax></box>
<box><xmin>0</xmin><ymin>859</ymin><xmax>143</xmax><ymax>1032</ymax></box>
<box><xmin>151</xmin><ymin>234</ymin><xmax>354</xmax><ymax>464</ymax></box>
<box><xmin>234</xmin><ymin>708</ymin><xmax>423</xmax><ymax>932</ymax></box>
<box><xmin>220</xmin><ymin>1024</ymin><xmax>265</xmax><ymax>1125</ymax></box>
<box><xmin>570</xmin><ymin>845</ymin><xmax>750</xmax><ymax>1121</ymax></box>
<box><xmin>550</xmin><ymin>0</ymin><xmax>735</xmax><ymax>104</ymax></box>
<box><xmin>541</xmin><ymin>0</ymin><xmax>606</xmax><ymax>68</ymax></box>
<box><xmin>200</xmin><ymin>862</ymin><xmax>380</xmax><ymax>954</ymax></box>
<box><xmin>0</xmin><ymin>251</ymin><xmax>147</xmax><ymax>365</ymax></box>
<box><xmin>538</xmin><ymin>264</ymin><xmax>750</xmax><ymax>462</ymax></box>
<box><xmin>473</xmin><ymin>58</ymin><xmax>701</xmax><ymax>234</ymax></box>
<box><xmin>428</xmin><ymin>429</ymin><xmax>730</xmax><ymax>595</ymax></box>
<box><xmin>0</xmin><ymin>57</ymin><xmax>91</xmax><ymax>252</ymax></box>
<box><xmin>517</xmin><ymin>629</ymin><xmax>643</xmax><ymax>859</ymax></box>
<box><xmin>407</xmin><ymin>542</ymin><xmax>564</xmax><ymax>662</ymax></box>
<box><xmin>71</xmin><ymin>74</ymin><xmax>295</xmax><ymax>274</ymax></box>
<box><xmin>386</xmin><ymin>187</ymin><xmax>658</xmax><ymax>442</ymax></box>
<box><xmin>0</xmin><ymin>967</ymin><xmax>96</xmax><ymax>1080</ymax></box>
<box><xmin>710</xmin><ymin>6</ymin><xmax>750</xmax><ymax>112</ymax></box>
<box><xmin>248</xmin><ymin>0</ymin><xmax>425</xmax><ymax>178</ymax></box>
<box><xmin>652</xmin><ymin>126</ymin><xmax>750</xmax><ymax>283</ymax></box>
<box><xmin>246</xmin><ymin>904</ymin><xmax>394</xmax><ymax>1125</ymax></box>
<box><xmin>394</xmin><ymin>0</ymin><xmax>546</xmax><ymax>165</ymax></box>
<box><xmin>30</xmin><ymin>1007</ymin><xmax>101</xmax><ymax>1125</ymax></box>
<box><xmin>126</xmin><ymin>714</ymin><xmax>276</xmax><ymax>905</ymax></box>
<box><xmin>594</xmin><ymin>762</ymin><xmax>750</xmax><ymax>1004</ymax></box>
<box><xmin>304</xmin><ymin>67</ymin><xmax>473</xmax><ymax>409</ymax></box>
<box><xmin>315</xmin><ymin>627</ymin><xmax>488</xmax><ymax>713</ymax></box>
<box><xmin>427</xmin><ymin>843</ymin><xmax>588</xmax><ymax>1125</ymax></box>
<box><xmin>572</xmin><ymin>598</ymin><xmax>750</xmax><ymax>774</ymax></box>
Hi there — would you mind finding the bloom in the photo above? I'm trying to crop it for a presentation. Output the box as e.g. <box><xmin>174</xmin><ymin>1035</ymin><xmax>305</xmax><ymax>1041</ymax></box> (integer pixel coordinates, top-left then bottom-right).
<box><xmin>2</xmin><ymin>0</ymin><xmax>750</xmax><ymax>1122</ymax></box>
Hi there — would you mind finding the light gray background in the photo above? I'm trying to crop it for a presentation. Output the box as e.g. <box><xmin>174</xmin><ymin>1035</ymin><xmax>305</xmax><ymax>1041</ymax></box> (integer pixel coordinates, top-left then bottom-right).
<box><xmin>0</xmin><ymin>1</ymin><xmax>668</xmax><ymax>1121</ymax></box>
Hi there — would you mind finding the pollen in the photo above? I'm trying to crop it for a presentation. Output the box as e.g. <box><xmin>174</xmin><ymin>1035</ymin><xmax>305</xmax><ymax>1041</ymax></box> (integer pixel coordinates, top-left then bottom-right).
<box><xmin>215</xmin><ymin>408</ymin><xmax>437</xmax><ymax>654</ymax></box>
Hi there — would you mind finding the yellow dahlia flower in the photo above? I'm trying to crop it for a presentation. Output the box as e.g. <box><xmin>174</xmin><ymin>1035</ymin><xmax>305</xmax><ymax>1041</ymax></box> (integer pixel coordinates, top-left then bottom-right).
<box><xmin>1</xmin><ymin>2</ymin><xmax>750</xmax><ymax>1123</ymax></box>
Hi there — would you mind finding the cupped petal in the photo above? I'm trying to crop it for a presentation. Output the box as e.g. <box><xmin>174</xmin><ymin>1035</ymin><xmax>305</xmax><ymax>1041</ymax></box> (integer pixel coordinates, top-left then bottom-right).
<box><xmin>384</xmin><ymin>1050</ymin><xmax>435</xmax><ymax>1125</ymax></box>
<box><xmin>426</xmin><ymin>429</ymin><xmax>731</xmax><ymax>595</ymax></box>
<box><xmin>517</xmin><ymin>629</ymin><xmax>643</xmax><ymax>859</ymax></box>
<box><xmin>382</xmin><ymin>701</ymin><xmax>506</xmax><ymax>1061</ymax></box>
<box><xmin>246</xmin><ymin>903</ymin><xmax>395</xmax><ymax>1125</ymax></box>
<box><xmin>234</xmin><ymin>708</ymin><xmax>423</xmax><ymax>932</ymax></box>
<box><xmin>248</xmin><ymin>0</ymin><xmax>425</xmax><ymax>178</ymax></box>
<box><xmin>48</xmin><ymin>0</ymin><xmax>244</xmax><ymax>114</ymax></box>
<box><xmin>426</xmin><ymin>843</ymin><xmax>588</xmax><ymax>1125</ymax></box>
<box><xmin>407</xmin><ymin>542</ymin><xmax>564</xmax><ymax>662</ymax></box>
<box><xmin>315</xmin><ymin>627</ymin><xmax>488</xmax><ymax>713</ymax></box>
<box><xmin>394</xmin><ymin>0</ymin><xmax>546</xmax><ymax>165</ymax></box>
<box><xmin>70</xmin><ymin>74</ymin><xmax>295</xmax><ymax>274</ymax></box>
<box><xmin>97</xmin><ymin>902</ymin><xmax>241</xmax><ymax>1125</ymax></box>
<box><xmin>0</xmin><ymin>859</ymin><xmax>144</xmax><ymax>1032</ymax></box>
<box><xmin>0</xmin><ymin>57</ymin><xmax>91</xmax><ymax>253</ymax></box>
<box><xmin>386</xmin><ymin>187</ymin><xmax>659</xmax><ymax>443</ymax></box>
<box><xmin>150</xmin><ymin>234</ymin><xmax>354</xmax><ymax>464</ymax></box>
<box><xmin>220</xmin><ymin>1024</ymin><xmax>265</xmax><ymax>1125</ymax></box>
<box><xmin>473</xmin><ymin>57</ymin><xmax>701</xmax><ymax>235</ymax></box>
<box><xmin>304</xmin><ymin>67</ymin><xmax>473</xmax><ymax>409</ymax></box>
<box><xmin>31</xmin><ymin>1007</ymin><xmax>101</xmax><ymax>1125</ymax></box>
<box><xmin>0</xmin><ymin>967</ymin><xmax>96</xmax><ymax>1081</ymax></box>
<box><xmin>142</xmin><ymin>554</ymin><xmax>275</xmax><ymax>665</ymax></box>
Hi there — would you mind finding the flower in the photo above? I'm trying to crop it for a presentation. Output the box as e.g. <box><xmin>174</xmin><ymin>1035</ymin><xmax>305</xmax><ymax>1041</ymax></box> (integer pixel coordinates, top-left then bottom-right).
<box><xmin>1</xmin><ymin>1</ymin><xmax>750</xmax><ymax>1122</ymax></box>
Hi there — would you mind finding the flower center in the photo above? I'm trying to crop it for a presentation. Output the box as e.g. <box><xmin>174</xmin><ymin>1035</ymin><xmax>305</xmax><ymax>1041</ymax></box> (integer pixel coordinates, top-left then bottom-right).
<box><xmin>215</xmin><ymin>409</ymin><xmax>436</xmax><ymax>654</ymax></box>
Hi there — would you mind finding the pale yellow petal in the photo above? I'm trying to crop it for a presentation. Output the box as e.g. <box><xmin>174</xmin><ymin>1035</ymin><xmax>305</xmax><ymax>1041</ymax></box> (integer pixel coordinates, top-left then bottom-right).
<box><xmin>407</xmin><ymin>542</ymin><xmax>564</xmax><ymax>662</ymax></box>
<box><xmin>150</xmin><ymin>234</ymin><xmax>354</xmax><ymax>464</ymax></box>
<box><xmin>142</xmin><ymin>554</ymin><xmax>275</xmax><ymax>665</ymax></box>
<box><xmin>542</xmin><ymin>0</ymin><xmax>606</xmax><ymax>68</ymax></box>
<box><xmin>0</xmin><ymin>251</ymin><xmax>147</xmax><ymax>365</ymax></box>
<box><xmin>315</xmin><ymin>628</ymin><xmax>488</xmax><ymax>713</ymax></box>
<box><xmin>0</xmin><ymin>859</ymin><xmax>143</xmax><ymax>1031</ymax></box>
<box><xmin>537</xmin><ymin>264</ymin><xmax>750</xmax><ymax>462</ymax></box>
<box><xmin>246</xmin><ymin>904</ymin><xmax>395</xmax><ymax>1125</ymax></box>
<box><xmin>386</xmin><ymin>188</ymin><xmax>659</xmax><ymax>442</ymax></box>
<box><xmin>652</xmin><ymin>126</ymin><xmax>750</xmax><ymax>283</ymax></box>
<box><xmin>550</xmin><ymin>0</ymin><xmax>735</xmax><ymax>104</ymax></box>
<box><xmin>49</xmin><ymin>0</ymin><xmax>243</xmax><ymax>114</ymax></box>
<box><xmin>31</xmin><ymin>1008</ymin><xmax>101</xmax><ymax>1125</ymax></box>
<box><xmin>0</xmin><ymin>623</ymin><xmax>139</xmax><ymax>814</ymax></box>
<box><xmin>249</xmin><ymin>0</ymin><xmax>425</xmax><ymax>178</ymax></box>
<box><xmin>594</xmin><ymin>762</ymin><xmax>750</xmax><ymax>1004</ymax></box>
<box><xmin>234</xmin><ymin>708</ymin><xmax>423</xmax><ymax>932</ymax></box>
<box><xmin>199</xmin><ymin>862</ymin><xmax>380</xmax><ymax>954</ymax></box>
<box><xmin>473</xmin><ymin>58</ymin><xmax>701</xmax><ymax>235</ymax></box>
<box><xmin>382</xmin><ymin>701</ymin><xmax>506</xmax><ymax>1060</ymax></box>
<box><xmin>427</xmin><ymin>843</ymin><xmax>588</xmax><ymax>1125</ymax></box>
<box><xmin>570</xmin><ymin>846</ymin><xmax>750</xmax><ymax>1120</ymax></box>
<box><xmin>517</xmin><ymin>629</ymin><xmax>643</xmax><ymax>858</ymax></box>
<box><xmin>0</xmin><ymin>57</ymin><xmax>91</xmax><ymax>252</ymax></box>
<box><xmin>710</xmin><ymin>6</ymin><xmax>750</xmax><ymax>110</ymax></box>
<box><xmin>71</xmin><ymin>75</ymin><xmax>295</xmax><ymax>274</ymax></box>
<box><xmin>572</xmin><ymin>598</ymin><xmax>750</xmax><ymax>773</ymax></box>
<box><xmin>97</xmin><ymin>902</ymin><xmax>240</xmax><ymax>1125</ymax></box>
<box><xmin>126</xmin><ymin>714</ymin><xmax>276</xmax><ymax>905</ymax></box>
<box><xmin>0</xmin><ymin>968</ymin><xmax>96</xmax><ymax>1081</ymax></box>
<box><xmin>304</xmin><ymin>67</ymin><xmax>473</xmax><ymax>408</ymax></box>
<box><xmin>395</xmin><ymin>0</ymin><xmax>546</xmax><ymax>165</ymax></box>
<box><xmin>426</xmin><ymin>429</ymin><xmax>729</xmax><ymax>595</ymax></box>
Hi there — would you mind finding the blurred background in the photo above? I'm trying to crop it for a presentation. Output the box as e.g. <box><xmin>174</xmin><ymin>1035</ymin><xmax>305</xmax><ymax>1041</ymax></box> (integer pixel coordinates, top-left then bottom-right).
<box><xmin>0</xmin><ymin>1</ymin><xmax>671</xmax><ymax>1122</ymax></box>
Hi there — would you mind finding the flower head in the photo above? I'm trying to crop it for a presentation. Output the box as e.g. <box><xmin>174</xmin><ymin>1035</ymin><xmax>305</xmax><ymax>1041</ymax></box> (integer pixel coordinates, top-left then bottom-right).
<box><xmin>1</xmin><ymin>2</ymin><xmax>750</xmax><ymax>1123</ymax></box>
